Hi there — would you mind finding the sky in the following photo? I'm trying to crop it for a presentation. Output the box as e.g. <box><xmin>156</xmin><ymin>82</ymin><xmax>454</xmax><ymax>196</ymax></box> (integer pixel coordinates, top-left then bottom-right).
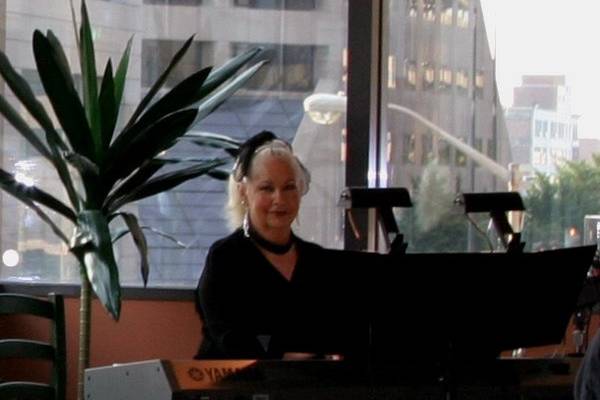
<box><xmin>480</xmin><ymin>0</ymin><xmax>600</xmax><ymax>139</ymax></box>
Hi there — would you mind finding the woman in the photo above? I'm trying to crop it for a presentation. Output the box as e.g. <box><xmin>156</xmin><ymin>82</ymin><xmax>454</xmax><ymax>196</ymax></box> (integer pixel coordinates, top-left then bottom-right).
<box><xmin>195</xmin><ymin>131</ymin><xmax>354</xmax><ymax>359</ymax></box>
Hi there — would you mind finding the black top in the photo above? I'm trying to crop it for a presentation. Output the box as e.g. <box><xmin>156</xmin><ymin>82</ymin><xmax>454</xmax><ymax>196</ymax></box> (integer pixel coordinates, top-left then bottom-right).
<box><xmin>195</xmin><ymin>229</ymin><xmax>361</xmax><ymax>359</ymax></box>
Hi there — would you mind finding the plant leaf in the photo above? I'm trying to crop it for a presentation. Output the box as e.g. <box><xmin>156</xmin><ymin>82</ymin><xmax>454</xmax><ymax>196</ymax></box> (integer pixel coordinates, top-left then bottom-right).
<box><xmin>132</xmin><ymin>159</ymin><xmax>228</xmax><ymax>198</ymax></box>
<box><xmin>103</xmin><ymin>159</ymin><xmax>166</xmax><ymax>212</ymax></box>
<box><xmin>0</xmin><ymin>50</ymin><xmax>68</xmax><ymax>153</ymax></box>
<box><xmin>108</xmin><ymin>158</ymin><xmax>227</xmax><ymax>212</ymax></box>
<box><xmin>45</xmin><ymin>133</ymin><xmax>82</xmax><ymax>211</ymax></box>
<box><xmin>113</xmin><ymin>212</ymin><xmax>149</xmax><ymax>286</ymax></box>
<box><xmin>65</xmin><ymin>152</ymin><xmax>100</xmax><ymax>177</ymax></box>
<box><xmin>114</xmin><ymin>37</ymin><xmax>132</xmax><ymax>110</ymax></box>
<box><xmin>110</xmin><ymin>46</ymin><xmax>259</xmax><ymax>166</ymax></box>
<box><xmin>182</xmin><ymin>131</ymin><xmax>241</xmax><ymax>146</ymax></box>
<box><xmin>112</xmin><ymin>225</ymin><xmax>187</xmax><ymax>248</ymax></box>
<box><xmin>63</xmin><ymin>150</ymin><xmax>102</xmax><ymax>209</ymax></box>
<box><xmin>0</xmin><ymin>46</ymin><xmax>81</xmax><ymax>209</ymax></box>
<box><xmin>0</xmin><ymin>92</ymin><xmax>83</xmax><ymax>209</ymax></box>
<box><xmin>0</xmin><ymin>94</ymin><xmax>52</xmax><ymax>160</ymax></box>
<box><xmin>73</xmin><ymin>210</ymin><xmax>121</xmax><ymax>320</ymax></box>
<box><xmin>193</xmin><ymin>60</ymin><xmax>268</xmax><ymax>125</ymax></box>
<box><xmin>0</xmin><ymin>170</ymin><xmax>71</xmax><ymax>243</ymax></box>
<box><xmin>104</xmin><ymin>109</ymin><xmax>198</xmax><ymax>187</ymax></box>
<box><xmin>207</xmin><ymin>169</ymin><xmax>231</xmax><ymax>181</ymax></box>
<box><xmin>98</xmin><ymin>60</ymin><xmax>117</xmax><ymax>152</ymax></box>
<box><xmin>154</xmin><ymin>157</ymin><xmax>223</xmax><ymax>164</ymax></box>
<box><xmin>181</xmin><ymin>131</ymin><xmax>241</xmax><ymax>155</ymax></box>
<box><xmin>79</xmin><ymin>0</ymin><xmax>101</xmax><ymax>157</ymax></box>
<box><xmin>200</xmin><ymin>46</ymin><xmax>262</xmax><ymax>101</ymax></box>
<box><xmin>140</xmin><ymin>225</ymin><xmax>187</xmax><ymax>247</ymax></box>
<box><xmin>69</xmin><ymin>0</ymin><xmax>80</xmax><ymax>49</ymax></box>
<box><xmin>0</xmin><ymin>168</ymin><xmax>77</xmax><ymax>223</ymax></box>
<box><xmin>19</xmin><ymin>201</ymin><xmax>69</xmax><ymax>244</ymax></box>
<box><xmin>124</xmin><ymin>35</ymin><xmax>195</xmax><ymax>130</ymax></box>
<box><xmin>33</xmin><ymin>30</ymin><xmax>95</xmax><ymax>160</ymax></box>
<box><xmin>70</xmin><ymin>225</ymin><xmax>93</xmax><ymax>249</ymax></box>
<box><xmin>109</xmin><ymin>67</ymin><xmax>211</xmax><ymax>158</ymax></box>
<box><xmin>136</xmin><ymin>66</ymin><xmax>212</xmax><ymax>129</ymax></box>
<box><xmin>111</xmin><ymin>227</ymin><xmax>128</xmax><ymax>243</ymax></box>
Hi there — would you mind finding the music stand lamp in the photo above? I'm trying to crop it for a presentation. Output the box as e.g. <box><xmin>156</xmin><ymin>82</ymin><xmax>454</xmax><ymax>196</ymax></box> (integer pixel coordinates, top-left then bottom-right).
<box><xmin>340</xmin><ymin>187</ymin><xmax>412</xmax><ymax>254</ymax></box>
<box><xmin>460</xmin><ymin>192</ymin><xmax>526</xmax><ymax>253</ymax></box>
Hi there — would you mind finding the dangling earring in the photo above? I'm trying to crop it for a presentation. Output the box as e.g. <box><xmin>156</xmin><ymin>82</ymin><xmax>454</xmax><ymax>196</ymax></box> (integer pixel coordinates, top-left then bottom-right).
<box><xmin>243</xmin><ymin>210</ymin><xmax>250</xmax><ymax>238</ymax></box>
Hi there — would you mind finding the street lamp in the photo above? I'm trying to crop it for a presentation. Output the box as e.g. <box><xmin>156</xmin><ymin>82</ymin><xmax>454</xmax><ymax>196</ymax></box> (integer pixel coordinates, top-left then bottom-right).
<box><xmin>303</xmin><ymin>93</ymin><xmax>346</xmax><ymax>125</ymax></box>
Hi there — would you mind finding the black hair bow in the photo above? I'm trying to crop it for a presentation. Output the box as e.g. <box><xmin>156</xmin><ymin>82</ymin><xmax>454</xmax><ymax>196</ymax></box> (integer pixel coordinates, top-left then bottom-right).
<box><xmin>233</xmin><ymin>130</ymin><xmax>277</xmax><ymax>180</ymax></box>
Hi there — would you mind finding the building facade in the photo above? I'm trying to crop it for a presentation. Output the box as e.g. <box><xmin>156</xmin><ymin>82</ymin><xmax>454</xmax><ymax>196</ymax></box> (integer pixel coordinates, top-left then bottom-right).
<box><xmin>505</xmin><ymin>75</ymin><xmax>579</xmax><ymax>176</ymax></box>
<box><xmin>384</xmin><ymin>0</ymin><xmax>511</xmax><ymax>193</ymax></box>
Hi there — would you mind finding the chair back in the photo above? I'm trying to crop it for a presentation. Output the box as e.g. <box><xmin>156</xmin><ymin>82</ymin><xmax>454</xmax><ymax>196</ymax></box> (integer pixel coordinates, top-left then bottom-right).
<box><xmin>0</xmin><ymin>293</ymin><xmax>66</xmax><ymax>400</ymax></box>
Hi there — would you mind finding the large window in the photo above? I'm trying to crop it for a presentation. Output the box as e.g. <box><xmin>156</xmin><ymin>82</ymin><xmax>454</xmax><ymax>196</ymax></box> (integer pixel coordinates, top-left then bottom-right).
<box><xmin>1</xmin><ymin>0</ymin><xmax>596</xmax><ymax>290</ymax></box>
<box><xmin>0</xmin><ymin>0</ymin><xmax>347</xmax><ymax>288</ymax></box>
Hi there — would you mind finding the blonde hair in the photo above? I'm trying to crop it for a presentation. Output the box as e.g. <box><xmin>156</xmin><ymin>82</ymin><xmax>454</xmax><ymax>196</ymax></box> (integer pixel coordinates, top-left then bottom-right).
<box><xmin>226</xmin><ymin>140</ymin><xmax>310</xmax><ymax>230</ymax></box>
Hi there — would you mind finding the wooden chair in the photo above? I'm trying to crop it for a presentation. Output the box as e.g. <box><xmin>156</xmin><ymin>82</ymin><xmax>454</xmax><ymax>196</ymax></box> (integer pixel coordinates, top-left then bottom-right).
<box><xmin>0</xmin><ymin>293</ymin><xmax>66</xmax><ymax>400</ymax></box>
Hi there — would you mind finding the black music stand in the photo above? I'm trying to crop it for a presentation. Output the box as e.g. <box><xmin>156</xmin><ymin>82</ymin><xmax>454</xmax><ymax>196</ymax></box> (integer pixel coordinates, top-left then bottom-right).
<box><xmin>340</xmin><ymin>187</ymin><xmax>412</xmax><ymax>255</ymax></box>
<box><xmin>460</xmin><ymin>192</ymin><xmax>526</xmax><ymax>252</ymax></box>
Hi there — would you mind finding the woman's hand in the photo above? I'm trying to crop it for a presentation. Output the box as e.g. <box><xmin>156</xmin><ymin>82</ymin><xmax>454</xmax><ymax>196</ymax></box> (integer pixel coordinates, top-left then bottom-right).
<box><xmin>282</xmin><ymin>352</ymin><xmax>317</xmax><ymax>360</ymax></box>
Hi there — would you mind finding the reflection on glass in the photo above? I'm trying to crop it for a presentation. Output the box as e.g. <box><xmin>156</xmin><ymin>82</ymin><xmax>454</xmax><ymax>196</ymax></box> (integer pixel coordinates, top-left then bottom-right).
<box><xmin>384</xmin><ymin>0</ymin><xmax>509</xmax><ymax>252</ymax></box>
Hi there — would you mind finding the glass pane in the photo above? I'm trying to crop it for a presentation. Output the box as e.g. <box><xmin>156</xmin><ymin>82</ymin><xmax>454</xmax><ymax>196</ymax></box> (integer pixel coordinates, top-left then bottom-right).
<box><xmin>384</xmin><ymin>0</ymin><xmax>599</xmax><ymax>253</ymax></box>
<box><xmin>0</xmin><ymin>0</ymin><xmax>347</xmax><ymax>287</ymax></box>
<box><xmin>382</xmin><ymin>0</ymin><xmax>515</xmax><ymax>253</ymax></box>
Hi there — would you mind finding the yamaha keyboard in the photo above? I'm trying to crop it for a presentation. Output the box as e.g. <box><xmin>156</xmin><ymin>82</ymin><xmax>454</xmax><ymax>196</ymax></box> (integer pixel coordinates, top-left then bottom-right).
<box><xmin>85</xmin><ymin>357</ymin><xmax>582</xmax><ymax>400</ymax></box>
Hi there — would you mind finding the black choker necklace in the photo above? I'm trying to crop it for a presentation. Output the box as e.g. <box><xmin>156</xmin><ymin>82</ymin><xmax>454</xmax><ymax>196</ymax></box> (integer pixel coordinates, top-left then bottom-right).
<box><xmin>248</xmin><ymin>226</ymin><xmax>295</xmax><ymax>254</ymax></box>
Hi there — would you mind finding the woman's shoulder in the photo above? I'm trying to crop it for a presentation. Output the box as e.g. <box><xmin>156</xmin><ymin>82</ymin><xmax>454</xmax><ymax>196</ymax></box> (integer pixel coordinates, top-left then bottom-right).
<box><xmin>295</xmin><ymin>234</ymin><xmax>325</xmax><ymax>253</ymax></box>
<box><xmin>209</xmin><ymin>228</ymin><xmax>247</xmax><ymax>254</ymax></box>
<box><xmin>203</xmin><ymin>229</ymin><xmax>249</xmax><ymax>275</ymax></box>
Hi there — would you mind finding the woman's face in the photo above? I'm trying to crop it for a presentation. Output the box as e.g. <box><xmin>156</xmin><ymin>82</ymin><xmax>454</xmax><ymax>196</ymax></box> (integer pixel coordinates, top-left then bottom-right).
<box><xmin>242</xmin><ymin>153</ymin><xmax>301</xmax><ymax>237</ymax></box>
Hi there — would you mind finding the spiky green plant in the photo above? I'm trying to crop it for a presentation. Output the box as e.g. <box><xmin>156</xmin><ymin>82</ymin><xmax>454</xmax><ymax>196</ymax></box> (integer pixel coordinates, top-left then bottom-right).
<box><xmin>0</xmin><ymin>1</ymin><xmax>263</xmax><ymax>398</ymax></box>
